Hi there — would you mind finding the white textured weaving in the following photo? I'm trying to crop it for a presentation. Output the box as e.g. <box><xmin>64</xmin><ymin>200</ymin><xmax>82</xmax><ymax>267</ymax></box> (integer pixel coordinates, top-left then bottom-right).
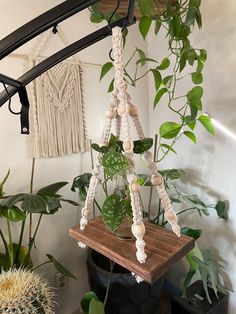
<box><xmin>29</xmin><ymin>29</ymin><xmax>90</xmax><ymax>157</ymax></box>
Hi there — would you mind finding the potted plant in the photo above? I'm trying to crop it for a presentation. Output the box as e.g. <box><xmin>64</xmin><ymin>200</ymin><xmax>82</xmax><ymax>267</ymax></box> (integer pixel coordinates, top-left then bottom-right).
<box><xmin>72</xmin><ymin>136</ymin><xmax>227</xmax><ymax>313</ymax></box>
<box><xmin>73</xmin><ymin>1</ymin><xmax>226</xmax><ymax>313</ymax></box>
<box><xmin>0</xmin><ymin>169</ymin><xmax>78</xmax><ymax>311</ymax></box>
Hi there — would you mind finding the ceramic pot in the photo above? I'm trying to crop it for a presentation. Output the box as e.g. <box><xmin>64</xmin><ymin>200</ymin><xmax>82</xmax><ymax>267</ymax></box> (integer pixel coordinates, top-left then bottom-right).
<box><xmin>87</xmin><ymin>249</ymin><xmax>164</xmax><ymax>314</ymax></box>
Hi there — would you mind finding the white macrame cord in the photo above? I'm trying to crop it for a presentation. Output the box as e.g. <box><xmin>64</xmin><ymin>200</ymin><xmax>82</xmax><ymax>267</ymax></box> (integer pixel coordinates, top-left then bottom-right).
<box><xmin>79</xmin><ymin>27</ymin><xmax>181</xmax><ymax>266</ymax></box>
<box><xmin>28</xmin><ymin>28</ymin><xmax>89</xmax><ymax>157</ymax></box>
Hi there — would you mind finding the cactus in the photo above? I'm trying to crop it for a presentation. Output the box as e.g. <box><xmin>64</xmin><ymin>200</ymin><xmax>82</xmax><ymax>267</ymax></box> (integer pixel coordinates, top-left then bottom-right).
<box><xmin>0</xmin><ymin>269</ymin><xmax>54</xmax><ymax>314</ymax></box>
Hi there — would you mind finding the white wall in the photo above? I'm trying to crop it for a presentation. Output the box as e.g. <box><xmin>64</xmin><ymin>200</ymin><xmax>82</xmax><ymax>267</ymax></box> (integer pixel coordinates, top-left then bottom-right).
<box><xmin>148</xmin><ymin>0</ymin><xmax>236</xmax><ymax>313</ymax></box>
<box><xmin>0</xmin><ymin>1</ymin><xmax>149</xmax><ymax>313</ymax></box>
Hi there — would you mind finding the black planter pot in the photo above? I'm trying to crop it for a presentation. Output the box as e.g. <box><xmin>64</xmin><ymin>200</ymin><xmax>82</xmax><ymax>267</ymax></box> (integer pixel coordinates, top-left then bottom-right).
<box><xmin>87</xmin><ymin>250</ymin><xmax>164</xmax><ymax>314</ymax></box>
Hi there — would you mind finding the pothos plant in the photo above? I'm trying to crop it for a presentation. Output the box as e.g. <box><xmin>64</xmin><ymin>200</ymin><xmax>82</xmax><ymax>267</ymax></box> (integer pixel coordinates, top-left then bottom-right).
<box><xmin>72</xmin><ymin>135</ymin><xmax>228</xmax><ymax>312</ymax></box>
<box><xmin>90</xmin><ymin>0</ymin><xmax>214</xmax><ymax>161</ymax></box>
<box><xmin>0</xmin><ymin>170</ymin><xmax>77</xmax><ymax>280</ymax></box>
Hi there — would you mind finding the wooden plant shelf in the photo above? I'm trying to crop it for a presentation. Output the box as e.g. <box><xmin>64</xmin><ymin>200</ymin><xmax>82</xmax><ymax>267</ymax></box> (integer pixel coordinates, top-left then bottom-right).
<box><xmin>100</xmin><ymin>0</ymin><xmax>176</xmax><ymax>19</ymax></box>
<box><xmin>69</xmin><ymin>216</ymin><xmax>194</xmax><ymax>283</ymax></box>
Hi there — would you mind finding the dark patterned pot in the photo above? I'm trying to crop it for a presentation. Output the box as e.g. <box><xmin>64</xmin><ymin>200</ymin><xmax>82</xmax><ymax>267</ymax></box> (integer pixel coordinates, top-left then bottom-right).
<box><xmin>87</xmin><ymin>250</ymin><xmax>164</xmax><ymax>314</ymax></box>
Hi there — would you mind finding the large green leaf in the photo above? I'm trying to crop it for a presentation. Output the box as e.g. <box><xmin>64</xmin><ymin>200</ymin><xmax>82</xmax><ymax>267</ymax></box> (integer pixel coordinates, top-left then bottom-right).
<box><xmin>154</xmin><ymin>88</ymin><xmax>168</xmax><ymax>108</ymax></box>
<box><xmin>91</xmin><ymin>143</ymin><xmax>108</xmax><ymax>153</ymax></box>
<box><xmin>133</xmin><ymin>138</ymin><xmax>153</xmax><ymax>154</ymax></box>
<box><xmin>71</xmin><ymin>173</ymin><xmax>92</xmax><ymax>191</ymax></box>
<box><xmin>4</xmin><ymin>193</ymin><xmax>27</xmax><ymax>208</ymax></box>
<box><xmin>151</xmin><ymin>69</ymin><xmax>162</xmax><ymax>91</ymax></box>
<box><xmin>157</xmin><ymin>57</ymin><xmax>170</xmax><ymax>70</ymax></box>
<box><xmin>187</xmin><ymin>86</ymin><xmax>203</xmax><ymax>106</ymax></box>
<box><xmin>101</xmin><ymin>152</ymin><xmax>129</xmax><ymax>177</ymax></box>
<box><xmin>159</xmin><ymin>169</ymin><xmax>185</xmax><ymax>180</ymax></box>
<box><xmin>1</xmin><ymin>206</ymin><xmax>26</xmax><ymax>222</ymax></box>
<box><xmin>100</xmin><ymin>62</ymin><xmax>113</xmax><ymax>81</ymax></box>
<box><xmin>183</xmin><ymin>131</ymin><xmax>196</xmax><ymax>143</ymax></box>
<box><xmin>89</xmin><ymin>298</ymin><xmax>105</xmax><ymax>314</ymax></box>
<box><xmin>21</xmin><ymin>194</ymin><xmax>47</xmax><ymax>213</ymax></box>
<box><xmin>160</xmin><ymin>143</ymin><xmax>177</xmax><ymax>155</ymax></box>
<box><xmin>46</xmin><ymin>254</ymin><xmax>77</xmax><ymax>280</ymax></box>
<box><xmin>102</xmin><ymin>194</ymin><xmax>125</xmax><ymax>232</ymax></box>
<box><xmin>139</xmin><ymin>16</ymin><xmax>152</xmax><ymax>40</ymax></box>
<box><xmin>198</xmin><ymin>114</ymin><xmax>215</xmax><ymax>136</ymax></box>
<box><xmin>37</xmin><ymin>182</ymin><xmax>68</xmax><ymax>196</ymax></box>
<box><xmin>81</xmin><ymin>292</ymin><xmax>98</xmax><ymax>314</ymax></box>
<box><xmin>191</xmin><ymin>72</ymin><xmax>203</xmax><ymax>84</ymax></box>
<box><xmin>181</xmin><ymin>227</ymin><xmax>202</xmax><ymax>240</ymax></box>
<box><xmin>159</xmin><ymin>122</ymin><xmax>181</xmax><ymax>139</ymax></box>
<box><xmin>137</xmin><ymin>0</ymin><xmax>155</xmax><ymax>16</ymax></box>
<box><xmin>215</xmin><ymin>201</ymin><xmax>227</xmax><ymax>220</ymax></box>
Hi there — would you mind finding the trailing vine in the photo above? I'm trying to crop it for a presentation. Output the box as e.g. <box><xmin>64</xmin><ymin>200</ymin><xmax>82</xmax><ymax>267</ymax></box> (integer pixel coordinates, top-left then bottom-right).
<box><xmin>90</xmin><ymin>0</ymin><xmax>214</xmax><ymax>161</ymax></box>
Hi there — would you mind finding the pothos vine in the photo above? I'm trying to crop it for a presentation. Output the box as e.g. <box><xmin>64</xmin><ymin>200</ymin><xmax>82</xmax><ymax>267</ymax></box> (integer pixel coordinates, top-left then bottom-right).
<box><xmin>91</xmin><ymin>0</ymin><xmax>214</xmax><ymax>163</ymax></box>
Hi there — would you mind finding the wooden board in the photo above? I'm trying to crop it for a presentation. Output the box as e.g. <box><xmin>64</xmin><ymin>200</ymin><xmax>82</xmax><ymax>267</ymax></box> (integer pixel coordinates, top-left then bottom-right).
<box><xmin>69</xmin><ymin>216</ymin><xmax>194</xmax><ymax>283</ymax></box>
<box><xmin>100</xmin><ymin>0</ymin><xmax>177</xmax><ymax>19</ymax></box>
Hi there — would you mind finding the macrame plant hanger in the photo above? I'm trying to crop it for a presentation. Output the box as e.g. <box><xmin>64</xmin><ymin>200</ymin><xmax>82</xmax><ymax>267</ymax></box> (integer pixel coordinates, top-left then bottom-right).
<box><xmin>79</xmin><ymin>27</ymin><xmax>181</xmax><ymax>270</ymax></box>
<box><xmin>29</xmin><ymin>26</ymin><xmax>89</xmax><ymax>158</ymax></box>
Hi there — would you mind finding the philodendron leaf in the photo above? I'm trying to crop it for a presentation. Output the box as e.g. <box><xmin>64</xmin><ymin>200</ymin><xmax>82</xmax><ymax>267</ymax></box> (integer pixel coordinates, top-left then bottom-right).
<box><xmin>133</xmin><ymin>138</ymin><xmax>153</xmax><ymax>154</ymax></box>
<box><xmin>37</xmin><ymin>182</ymin><xmax>68</xmax><ymax>196</ymax></box>
<box><xmin>183</xmin><ymin>131</ymin><xmax>197</xmax><ymax>143</ymax></box>
<box><xmin>139</xmin><ymin>16</ymin><xmax>152</xmax><ymax>40</ymax></box>
<box><xmin>102</xmin><ymin>194</ymin><xmax>124</xmax><ymax>232</ymax></box>
<box><xmin>191</xmin><ymin>72</ymin><xmax>203</xmax><ymax>84</ymax></box>
<box><xmin>159</xmin><ymin>169</ymin><xmax>185</xmax><ymax>180</ymax></box>
<box><xmin>89</xmin><ymin>298</ymin><xmax>105</xmax><ymax>314</ymax></box>
<box><xmin>46</xmin><ymin>254</ymin><xmax>77</xmax><ymax>280</ymax></box>
<box><xmin>154</xmin><ymin>88</ymin><xmax>168</xmax><ymax>108</ymax></box>
<box><xmin>157</xmin><ymin>57</ymin><xmax>170</xmax><ymax>70</ymax></box>
<box><xmin>160</xmin><ymin>143</ymin><xmax>177</xmax><ymax>155</ymax></box>
<box><xmin>91</xmin><ymin>143</ymin><xmax>108</xmax><ymax>154</ymax></box>
<box><xmin>138</xmin><ymin>0</ymin><xmax>155</xmax><ymax>16</ymax></box>
<box><xmin>1</xmin><ymin>206</ymin><xmax>26</xmax><ymax>222</ymax></box>
<box><xmin>151</xmin><ymin>69</ymin><xmax>162</xmax><ymax>91</ymax></box>
<box><xmin>215</xmin><ymin>201</ymin><xmax>227</xmax><ymax>220</ymax></box>
<box><xmin>198</xmin><ymin>114</ymin><xmax>215</xmax><ymax>136</ymax></box>
<box><xmin>187</xmin><ymin>86</ymin><xmax>203</xmax><ymax>106</ymax></box>
<box><xmin>181</xmin><ymin>227</ymin><xmax>202</xmax><ymax>240</ymax></box>
<box><xmin>101</xmin><ymin>152</ymin><xmax>129</xmax><ymax>177</ymax></box>
<box><xmin>81</xmin><ymin>292</ymin><xmax>98</xmax><ymax>314</ymax></box>
<box><xmin>159</xmin><ymin>122</ymin><xmax>181</xmax><ymax>139</ymax></box>
<box><xmin>100</xmin><ymin>62</ymin><xmax>113</xmax><ymax>80</ymax></box>
<box><xmin>21</xmin><ymin>194</ymin><xmax>47</xmax><ymax>213</ymax></box>
<box><xmin>0</xmin><ymin>169</ymin><xmax>10</xmax><ymax>198</ymax></box>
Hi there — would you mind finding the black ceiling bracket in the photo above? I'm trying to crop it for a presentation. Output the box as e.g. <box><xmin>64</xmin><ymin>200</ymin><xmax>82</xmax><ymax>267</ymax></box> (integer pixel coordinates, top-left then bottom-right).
<box><xmin>0</xmin><ymin>74</ymin><xmax>30</xmax><ymax>134</ymax></box>
<box><xmin>0</xmin><ymin>0</ymin><xmax>136</xmax><ymax>135</ymax></box>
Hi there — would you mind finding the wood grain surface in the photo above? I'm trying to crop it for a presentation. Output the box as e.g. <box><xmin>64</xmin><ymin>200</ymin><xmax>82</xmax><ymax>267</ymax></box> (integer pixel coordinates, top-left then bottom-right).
<box><xmin>100</xmin><ymin>0</ymin><xmax>176</xmax><ymax>19</ymax></box>
<box><xmin>69</xmin><ymin>216</ymin><xmax>194</xmax><ymax>283</ymax></box>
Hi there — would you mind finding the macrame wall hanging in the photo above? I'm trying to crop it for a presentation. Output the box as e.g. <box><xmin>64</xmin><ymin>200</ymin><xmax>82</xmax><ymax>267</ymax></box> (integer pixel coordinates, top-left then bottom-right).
<box><xmin>29</xmin><ymin>28</ymin><xmax>90</xmax><ymax>158</ymax></box>
<box><xmin>79</xmin><ymin>27</ymin><xmax>181</xmax><ymax>265</ymax></box>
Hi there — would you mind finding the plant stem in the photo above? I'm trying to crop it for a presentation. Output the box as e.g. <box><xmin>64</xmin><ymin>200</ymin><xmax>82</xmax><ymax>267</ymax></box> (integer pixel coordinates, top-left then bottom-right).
<box><xmin>94</xmin><ymin>199</ymin><xmax>102</xmax><ymax>213</ymax></box>
<box><xmin>33</xmin><ymin>260</ymin><xmax>51</xmax><ymax>271</ymax></box>
<box><xmin>14</xmin><ymin>219</ymin><xmax>26</xmax><ymax>264</ymax></box>
<box><xmin>177</xmin><ymin>207</ymin><xmax>196</xmax><ymax>216</ymax></box>
<box><xmin>28</xmin><ymin>213</ymin><xmax>43</xmax><ymax>256</ymax></box>
<box><xmin>0</xmin><ymin>228</ymin><xmax>9</xmax><ymax>256</ymax></box>
<box><xmin>104</xmin><ymin>261</ymin><xmax>115</xmax><ymax>307</ymax></box>
<box><xmin>29</xmin><ymin>157</ymin><xmax>35</xmax><ymax>242</ymax></box>
<box><xmin>6</xmin><ymin>218</ymin><xmax>14</xmax><ymax>266</ymax></box>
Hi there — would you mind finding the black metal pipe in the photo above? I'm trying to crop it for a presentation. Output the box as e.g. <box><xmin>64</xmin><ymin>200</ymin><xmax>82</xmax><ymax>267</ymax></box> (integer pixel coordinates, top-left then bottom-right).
<box><xmin>0</xmin><ymin>73</ymin><xmax>22</xmax><ymax>88</ymax></box>
<box><xmin>0</xmin><ymin>17</ymin><xmax>135</xmax><ymax>107</ymax></box>
<box><xmin>0</xmin><ymin>0</ymin><xmax>99</xmax><ymax>60</ymax></box>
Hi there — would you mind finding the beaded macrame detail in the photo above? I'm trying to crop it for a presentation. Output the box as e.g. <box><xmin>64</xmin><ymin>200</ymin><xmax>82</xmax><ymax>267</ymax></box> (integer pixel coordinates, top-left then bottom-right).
<box><xmin>79</xmin><ymin>27</ymin><xmax>180</xmax><ymax>267</ymax></box>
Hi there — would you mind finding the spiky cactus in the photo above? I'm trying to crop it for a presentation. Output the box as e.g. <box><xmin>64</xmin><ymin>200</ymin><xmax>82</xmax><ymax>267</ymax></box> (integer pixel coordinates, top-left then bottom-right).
<box><xmin>0</xmin><ymin>269</ymin><xmax>54</xmax><ymax>314</ymax></box>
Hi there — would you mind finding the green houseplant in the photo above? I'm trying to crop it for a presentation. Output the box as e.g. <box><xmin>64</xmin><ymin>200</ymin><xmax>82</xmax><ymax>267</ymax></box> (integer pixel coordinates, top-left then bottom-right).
<box><xmin>73</xmin><ymin>1</ymin><xmax>227</xmax><ymax>313</ymax></box>
<box><xmin>0</xmin><ymin>170</ymin><xmax>77</xmax><ymax>279</ymax></box>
